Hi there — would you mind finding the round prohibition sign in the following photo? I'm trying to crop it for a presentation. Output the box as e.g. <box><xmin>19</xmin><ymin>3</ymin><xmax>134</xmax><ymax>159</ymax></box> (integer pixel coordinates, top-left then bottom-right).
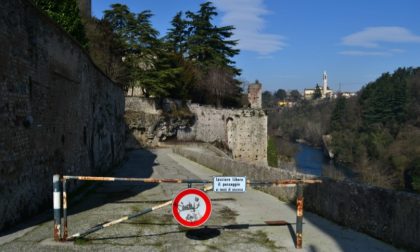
<box><xmin>172</xmin><ymin>188</ymin><xmax>212</xmax><ymax>228</ymax></box>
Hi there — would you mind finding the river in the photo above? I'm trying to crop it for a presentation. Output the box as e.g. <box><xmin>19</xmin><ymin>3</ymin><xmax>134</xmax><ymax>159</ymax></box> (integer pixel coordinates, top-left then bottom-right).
<box><xmin>294</xmin><ymin>143</ymin><xmax>353</xmax><ymax>179</ymax></box>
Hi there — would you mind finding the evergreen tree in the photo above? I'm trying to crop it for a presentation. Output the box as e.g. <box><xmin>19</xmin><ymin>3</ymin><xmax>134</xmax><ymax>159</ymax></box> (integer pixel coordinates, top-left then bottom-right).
<box><xmin>135</xmin><ymin>10</ymin><xmax>160</xmax><ymax>51</ymax></box>
<box><xmin>274</xmin><ymin>89</ymin><xmax>287</xmax><ymax>100</ymax></box>
<box><xmin>184</xmin><ymin>2</ymin><xmax>241</xmax><ymax>106</ymax></box>
<box><xmin>101</xmin><ymin>1</ymin><xmax>242</xmax><ymax>103</ymax></box>
<box><xmin>290</xmin><ymin>90</ymin><xmax>301</xmax><ymax>101</ymax></box>
<box><xmin>103</xmin><ymin>4</ymin><xmax>133</xmax><ymax>47</ymax></box>
<box><xmin>104</xmin><ymin>6</ymin><xmax>159</xmax><ymax>54</ymax></box>
<box><xmin>104</xmin><ymin>5</ymin><xmax>170</xmax><ymax>97</ymax></box>
<box><xmin>165</xmin><ymin>12</ymin><xmax>188</xmax><ymax>54</ymax></box>
<box><xmin>33</xmin><ymin>0</ymin><xmax>88</xmax><ymax>48</ymax></box>
<box><xmin>262</xmin><ymin>91</ymin><xmax>274</xmax><ymax>108</ymax></box>
<box><xmin>313</xmin><ymin>84</ymin><xmax>322</xmax><ymax>99</ymax></box>
<box><xmin>329</xmin><ymin>96</ymin><xmax>346</xmax><ymax>131</ymax></box>
<box><xmin>359</xmin><ymin>68</ymin><xmax>411</xmax><ymax>132</ymax></box>
<box><xmin>185</xmin><ymin>2</ymin><xmax>240</xmax><ymax>73</ymax></box>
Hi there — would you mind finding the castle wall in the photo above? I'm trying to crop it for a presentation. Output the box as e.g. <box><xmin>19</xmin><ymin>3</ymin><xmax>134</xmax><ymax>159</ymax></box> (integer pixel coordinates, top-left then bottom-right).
<box><xmin>126</xmin><ymin>86</ymin><xmax>145</xmax><ymax>97</ymax></box>
<box><xmin>247</xmin><ymin>83</ymin><xmax>262</xmax><ymax>109</ymax></box>
<box><xmin>124</xmin><ymin>98</ymin><xmax>268</xmax><ymax>165</ymax></box>
<box><xmin>125</xmin><ymin>97</ymin><xmax>160</xmax><ymax>115</ymax></box>
<box><xmin>187</xmin><ymin>104</ymin><xmax>267</xmax><ymax>165</ymax></box>
<box><xmin>0</xmin><ymin>0</ymin><xmax>125</xmax><ymax>231</ymax></box>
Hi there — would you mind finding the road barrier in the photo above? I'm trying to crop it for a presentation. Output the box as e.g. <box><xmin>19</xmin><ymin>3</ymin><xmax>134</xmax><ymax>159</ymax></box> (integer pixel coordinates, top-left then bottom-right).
<box><xmin>53</xmin><ymin>174</ymin><xmax>321</xmax><ymax>249</ymax></box>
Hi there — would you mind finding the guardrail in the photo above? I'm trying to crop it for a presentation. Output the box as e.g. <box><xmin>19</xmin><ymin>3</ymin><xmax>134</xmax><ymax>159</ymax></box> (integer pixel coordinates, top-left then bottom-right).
<box><xmin>52</xmin><ymin>174</ymin><xmax>321</xmax><ymax>249</ymax></box>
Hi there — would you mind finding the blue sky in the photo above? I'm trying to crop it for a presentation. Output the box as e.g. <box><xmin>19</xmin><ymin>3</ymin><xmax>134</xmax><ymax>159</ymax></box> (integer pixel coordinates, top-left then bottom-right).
<box><xmin>92</xmin><ymin>0</ymin><xmax>420</xmax><ymax>93</ymax></box>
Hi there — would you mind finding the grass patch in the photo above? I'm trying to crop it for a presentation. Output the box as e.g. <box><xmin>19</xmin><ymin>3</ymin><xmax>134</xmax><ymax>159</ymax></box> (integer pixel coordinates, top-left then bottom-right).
<box><xmin>130</xmin><ymin>205</ymin><xmax>142</xmax><ymax>213</ymax></box>
<box><xmin>248</xmin><ymin>230</ymin><xmax>279</xmax><ymax>250</ymax></box>
<box><xmin>206</xmin><ymin>244</ymin><xmax>223</xmax><ymax>251</ymax></box>
<box><xmin>73</xmin><ymin>237</ymin><xmax>92</xmax><ymax>245</ymax></box>
<box><xmin>267</xmin><ymin>136</ymin><xmax>278</xmax><ymax>167</ymax></box>
<box><xmin>218</xmin><ymin>207</ymin><xmax>238</xmax><ymax>221</ymax></box>
<box><xmin>151</xmin><ymin>240</ymin><xmax>164</xmax><ymax>248</ymax></box>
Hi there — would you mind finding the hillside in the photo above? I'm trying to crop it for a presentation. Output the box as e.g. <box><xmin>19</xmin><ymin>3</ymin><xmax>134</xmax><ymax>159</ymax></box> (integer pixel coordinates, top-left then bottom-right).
<box><xmin>269</xmin><ymin>67</ymin><xmax>420</xmax><ymax>192</ymax></box>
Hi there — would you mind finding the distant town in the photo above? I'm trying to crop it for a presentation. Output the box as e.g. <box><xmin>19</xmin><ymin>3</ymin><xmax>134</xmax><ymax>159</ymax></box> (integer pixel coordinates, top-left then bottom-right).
<box><xmin>262</xmin><ymin>71</ymin><xmax>356</xmax><ymax>108</ymax></box>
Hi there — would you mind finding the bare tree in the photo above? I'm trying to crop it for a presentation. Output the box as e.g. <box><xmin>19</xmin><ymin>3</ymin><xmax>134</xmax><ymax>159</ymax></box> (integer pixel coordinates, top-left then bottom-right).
<box><xmin>198</xmin><ymin>66</ymin><xmax>238</xmax><ymax>107</ymax></box>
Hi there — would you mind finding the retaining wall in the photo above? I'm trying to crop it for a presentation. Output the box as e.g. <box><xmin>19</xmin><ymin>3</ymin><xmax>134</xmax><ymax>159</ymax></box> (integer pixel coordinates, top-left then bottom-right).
<box><xmin>173</xmin><ymin>147</ymin><xmax>420</xmax><ymax>250</ymax></box>
<box><xmin>125</xmin><ymin>97</ymin><xmax>160</xmax><ymax>115</ymax></box>
<box><xmin>187</xmin><ymin>104</ymin><xmax>267</xmax><ymax>165</ymax></box>
<box><xmin>0</xmin><ymin>0</ymin><xmax>125</xmax><ymax>231</ymax></box>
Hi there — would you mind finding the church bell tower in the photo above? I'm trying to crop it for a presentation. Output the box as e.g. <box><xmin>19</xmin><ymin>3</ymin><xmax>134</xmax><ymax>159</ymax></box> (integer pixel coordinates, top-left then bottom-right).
<box><xmin>322</xmin><ymin>71</ymin><xmax>328</xmax><ymax>98</ymax></box>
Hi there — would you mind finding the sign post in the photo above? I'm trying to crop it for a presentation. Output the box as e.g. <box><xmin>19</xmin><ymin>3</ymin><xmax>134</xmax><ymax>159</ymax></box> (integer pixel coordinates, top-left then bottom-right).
<box><xmin>213</xmin><ymin>176</ymin><xmax>246</xmax><ymax>192</ymax></box>
<box><xmin>172</xmin><ymin>188</ymin><xmax>212</xmax><ymax>228</ymax></box>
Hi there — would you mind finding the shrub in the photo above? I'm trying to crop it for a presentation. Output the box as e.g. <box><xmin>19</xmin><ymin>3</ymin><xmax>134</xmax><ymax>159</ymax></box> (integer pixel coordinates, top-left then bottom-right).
<box><xmin>267</xmin><ymin>136</ymin><xmax>278</xmax><ymax>167</ymax></box>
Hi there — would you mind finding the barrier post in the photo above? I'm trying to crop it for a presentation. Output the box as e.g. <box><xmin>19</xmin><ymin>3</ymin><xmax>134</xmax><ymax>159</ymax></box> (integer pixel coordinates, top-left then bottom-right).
<box><xmin>53</xmin><ymin>174</ymin><xmax>61</xmax><ymax>241</ymax></box>
<box><xmin>58</xmin><ymin>175</ymin><xmax>320</xmax><ymax>243</ymax></box>
<box><xmin>62</xmin><ymin>178</ymin><xmax>68</xmax><ymax>241</ymax></box>
<box><xmin>296</xmin><ymin>183</ymin><xmax>304</xmax><ymax>249</ymax></box>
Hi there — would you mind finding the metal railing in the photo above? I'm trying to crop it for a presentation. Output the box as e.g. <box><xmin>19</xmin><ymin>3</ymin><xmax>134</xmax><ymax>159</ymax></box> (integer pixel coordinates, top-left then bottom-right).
<box><xmin>53</xmin><ymin>174</ymin><xmax>321</xmax><ymax>249</ymax></box>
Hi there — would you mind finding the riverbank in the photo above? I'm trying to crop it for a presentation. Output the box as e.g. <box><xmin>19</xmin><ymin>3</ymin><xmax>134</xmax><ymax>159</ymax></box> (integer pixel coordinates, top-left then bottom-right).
<box><xmin>274</xmin><ymin>137</ymin><xmax>354</xmax><ymax>180</ymax></box>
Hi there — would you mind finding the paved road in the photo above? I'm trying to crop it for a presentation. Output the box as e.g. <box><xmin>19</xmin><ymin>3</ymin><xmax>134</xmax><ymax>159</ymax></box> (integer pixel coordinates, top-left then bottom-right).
<box><xmin>0</xmin><ymin>148</ymin><xmax>400</xmax><ymax>251</ymax></box>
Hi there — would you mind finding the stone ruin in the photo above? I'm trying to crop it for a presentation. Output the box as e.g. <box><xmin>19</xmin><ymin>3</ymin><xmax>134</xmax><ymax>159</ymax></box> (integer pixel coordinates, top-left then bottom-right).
<box><xmin>247</xmin><ymin>81</ymin><xmax>262</xmax><ymax>109</ymax></box>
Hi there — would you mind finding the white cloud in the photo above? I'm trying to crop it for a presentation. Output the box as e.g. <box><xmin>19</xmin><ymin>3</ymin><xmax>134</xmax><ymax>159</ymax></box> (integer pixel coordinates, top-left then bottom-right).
<box><xmin>213</xmin><ymin>0</ymin><xmax>285</xmax><ymax>55</ymax></box>
<box><xmin>339</xmin><ymin>48</ymin><xmax>405</xmax><ymax>56</ymax></box>
<box><xmin>341</xmin><ymin>26</ymin><xmax>420</xmax><ymax>48</ymax></box>
<box><xmin>339</xmin><ymin>50</ymin><xmax>391</xmax><ymax>56</ymax></box>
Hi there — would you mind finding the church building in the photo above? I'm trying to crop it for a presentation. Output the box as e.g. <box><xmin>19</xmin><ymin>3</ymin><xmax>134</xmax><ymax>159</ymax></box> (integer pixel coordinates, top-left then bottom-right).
<box><xmin>304</xmin><ymin>71</ymin><xmax>333</xmax><ymax>100</ymax></box>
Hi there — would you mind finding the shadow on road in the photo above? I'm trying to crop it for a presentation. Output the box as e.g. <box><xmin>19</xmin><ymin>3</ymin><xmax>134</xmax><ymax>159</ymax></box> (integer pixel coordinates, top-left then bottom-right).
<box><xmin>0</xmin><ymin>146</ymin><xmax>158</xmax><ymax>238</ymax></box>
<box><xmin>80</xmin><ymin>222</ymin><xmax>295</xmax><ymax>242</ymax></box>
<box><xmin>66</xmin><ymin>148</ymin><xmax>158</xmax><ymax>217</ymax></box>
<box><xmin>185</xmin><ymin>227</ymin><xmax>221</xmax><ymax>240</ymax></box>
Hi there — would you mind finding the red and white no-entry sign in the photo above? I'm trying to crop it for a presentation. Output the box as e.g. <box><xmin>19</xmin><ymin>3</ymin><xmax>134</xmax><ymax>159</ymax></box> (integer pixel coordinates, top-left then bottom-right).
<box><xmin>172</xmin><ymin>188</ymin><xmax>212</xmax><ymax>227</ymax></box>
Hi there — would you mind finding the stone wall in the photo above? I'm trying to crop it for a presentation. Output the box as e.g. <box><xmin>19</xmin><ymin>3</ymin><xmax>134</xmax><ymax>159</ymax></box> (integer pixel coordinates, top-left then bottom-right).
<box><xmin>173</xmin><ymin>147</ymin><xmax>310</xmax><ymax>202</ymax></box>
<box><xmin>247</xmin><ymin>82</ymin><xmax>262</xmax><ymax>109</ymax></box>
<box><xmin>0</xmin><ymin>0</ymin><xmax>125</xmax><ymax>231</ymax></box>
<box><xmin>124</xmin><ymin>98</ymin><xmax>268</xmax><ymax>165</ymax></box>
<box><xmin>173</xmin><ymin>147</ymin><xmax>420</xmax><ymax>251</ymax></box>
<box><xmin>187</xmin><ymin>104</ymin><xmax>267</xmax><ymax>165</ymax></box>
<box><xmin>125</xmin><ymin>97</ymin><xmax>194</xmax><ymax>148</ymax></box>
<box><xmin>126</xmin><ymin>86</ymin><xmax>145</xmax><ymax>97</ymax></box>
<box><xmin>125</xmin><ymin>97</ymin><xmax>161</xmax><ymax>115</ymax></box>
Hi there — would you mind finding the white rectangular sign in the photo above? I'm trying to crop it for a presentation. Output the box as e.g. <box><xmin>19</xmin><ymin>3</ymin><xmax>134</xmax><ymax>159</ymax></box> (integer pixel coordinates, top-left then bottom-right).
<box><xmin>213</xmin><ymin>176</ymin><xmax>246</xmax><ymax>192</ymax></box>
